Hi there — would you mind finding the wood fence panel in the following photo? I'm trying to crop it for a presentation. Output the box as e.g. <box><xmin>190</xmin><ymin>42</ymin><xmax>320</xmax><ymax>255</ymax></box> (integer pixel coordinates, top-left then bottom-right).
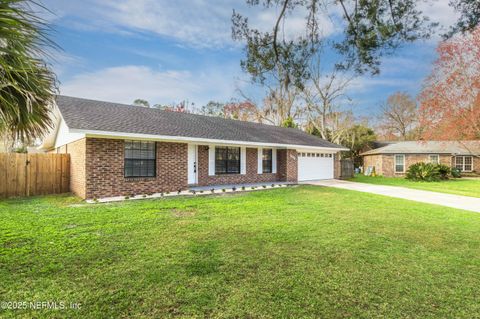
<box><xmin>0</xmin><ymin>154</ymin><xmax>7</xmax><ymax>198</ymax></box>
<box><xmin>0</xmin><ymin>153</ymin><xmax>70</xmax><ymax>199</ymax></box>
<box><xmin>340</xmin><ymin>159</ymin><xmax>354</xmax><ymax>179</ymax></box>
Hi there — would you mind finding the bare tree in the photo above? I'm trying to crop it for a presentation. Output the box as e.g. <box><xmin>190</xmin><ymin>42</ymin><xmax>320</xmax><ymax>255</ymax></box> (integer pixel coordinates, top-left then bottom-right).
<box><xmin>378</xmin><ymin>92</ymin><xmax>419</xmax><ymax>140</ymax></box>
<box><xmin>236</xmin><ymin>72</ymin><xmax>303</xmax><ymax>127</ymax></box>
<box><xmin>302</xmin><ymin>56</ymin><xmax>355</xmax><ymax>143</ymax></box>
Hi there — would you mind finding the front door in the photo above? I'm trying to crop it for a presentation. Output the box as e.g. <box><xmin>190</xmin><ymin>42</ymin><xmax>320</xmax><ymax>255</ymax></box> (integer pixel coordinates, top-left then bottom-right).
<box><xmin>187</xmin><ymin>144</ymin><xmax>198</xmax><ymax>184</ymax></box>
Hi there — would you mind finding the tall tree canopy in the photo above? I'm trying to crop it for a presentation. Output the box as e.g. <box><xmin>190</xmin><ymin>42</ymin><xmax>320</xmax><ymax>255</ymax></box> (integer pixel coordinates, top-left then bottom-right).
<box><xmin>232</xmin><ymin>0</ymin><xmax>436</xmax><ymax>87</ymax></box>
<box><xmin>447</xmin><ymin>0</ymin><xmax>480</xmax><ymax>36</ymax></box>
<box><xmin>0</xmin><ymin>0</ymin><xmax>58</xmax><ymax>143</ymax></box>
<box><xmin>419</xmin><ymin>26</ymin><xmax>480</xmax><ymax>141</ymax></box>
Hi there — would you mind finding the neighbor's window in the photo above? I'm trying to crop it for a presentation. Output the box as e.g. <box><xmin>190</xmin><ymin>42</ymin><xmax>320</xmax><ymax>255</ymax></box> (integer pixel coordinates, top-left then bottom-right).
<box><xmin>394</xmin><ymin>154</ymin><xmax>405</xmax><ymax>173</ymax></box>
<box><xmin>215</xmin><ymin>147</ymin><xmax>240</xmax><ymax>174</ymax></box>
<box><xmin>262</xmin><ymin>149</ymin><xmax>273</xmax><ymax>173</ymax></box>
<box><xmin>429</xmin><ymin>154</ymin><xmax>440</xmax><ymax>164</ymax></box>
<box><xmin>124</xmin><ymin>141</ymin><xmax>156</xmax><ymax>178</ymax></box>
<box><xmin>455</xmin><ymin>156</ymin><xmax>473</xmax><ymax>172</ymax></box>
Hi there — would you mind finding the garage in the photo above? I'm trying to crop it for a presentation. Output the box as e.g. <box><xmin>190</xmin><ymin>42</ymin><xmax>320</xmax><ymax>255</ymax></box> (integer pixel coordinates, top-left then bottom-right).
<box><xmin>297</xmin><ymin>152</ymin><xmax>334</xmax><ymax>181</ymax></box>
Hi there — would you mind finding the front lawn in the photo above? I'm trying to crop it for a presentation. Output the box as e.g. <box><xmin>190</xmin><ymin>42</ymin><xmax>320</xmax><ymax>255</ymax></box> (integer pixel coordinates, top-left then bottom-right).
<box><xmin>1</xmin><ymin>187</ymin><xmax>479</xmax><ymax>318</ymax></box>
<box><xmin>351</xmin><ymin>174</ymin><xmax>480</xmax><ymax>198</ymax></box>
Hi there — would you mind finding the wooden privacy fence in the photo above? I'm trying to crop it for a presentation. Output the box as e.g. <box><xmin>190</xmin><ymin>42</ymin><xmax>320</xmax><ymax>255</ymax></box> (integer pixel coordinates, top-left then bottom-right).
<box><xmin>0</xmin><ymin>153</ymin><xmax>70</xmax><ymax>198</ymax></box>
<box><xmin>339</xmin><ymin>159</ymin><xmax>354</xmax><ymax>179</ymax></box>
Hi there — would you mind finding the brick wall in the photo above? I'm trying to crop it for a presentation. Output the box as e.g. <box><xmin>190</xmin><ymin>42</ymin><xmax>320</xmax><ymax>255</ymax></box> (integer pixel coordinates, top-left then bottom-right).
<box><xmin>277</xmin><ymin>149</ymin><xmax>298</xmax><ymax>182</ymax></box>
<box><xmin>363</xmin><ymin>154</ymin><xmax>384</xmax><ymax>175</ymax></box>
<box><xmin>84</xmin><ymin>138</ymin><xmax>188</xmax><ymax>199</ymax></box>
<box><xmin>56</xmin><ymin>138</ymin><xmax>86</xmax><ymax>198</ymax></box>
<box><xmin>196</xmin><ymin>146</ymin><xmax>280</xmax><ymax>186</ymax></box>
<box><xmin>334</xmin><ymin>153</ymin><xmax>341</xmax><ymax>179</ymax></box>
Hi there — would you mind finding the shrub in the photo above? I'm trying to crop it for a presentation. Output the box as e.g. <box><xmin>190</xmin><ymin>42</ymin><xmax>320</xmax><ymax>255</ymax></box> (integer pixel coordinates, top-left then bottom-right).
<box><xmin>232</xmin><ymin>187</ymin><xmax>236</xmax><ymax>191</ymax></box>
<box><xmin>406</xmin><ymin>162</ymin><xmax>441</xmax><ymax>181</ymax></box>
<box><xmin>241</xmin><ymin>186</ymin><xmax>245</xmax><ymax>191</ymax></box>
<box><xmin>436</xmin><ymin>164</ymin><xmax>451</xmax><ymax>180</ymax></box>
<box><xmin>451</xmin><ymin>167</ymin><xmax>462</xmax><ymax>178</ymax></box>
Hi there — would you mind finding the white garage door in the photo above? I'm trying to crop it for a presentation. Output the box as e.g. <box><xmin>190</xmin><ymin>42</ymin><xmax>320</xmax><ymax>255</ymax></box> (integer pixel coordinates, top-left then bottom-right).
<box><xmin>297</xmin><ymin>152</ymin><xmax>334</xmax><ymax>181</ymax></box>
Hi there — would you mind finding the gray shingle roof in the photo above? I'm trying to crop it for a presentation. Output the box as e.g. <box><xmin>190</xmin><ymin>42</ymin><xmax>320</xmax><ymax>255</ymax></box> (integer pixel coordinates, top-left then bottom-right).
<box><xmin>361</xmin><ymin>141</ymin><xmax>480</xmax><ymax>156</ymax></box>
<box><xmin>56</xmin><ymin>95</ymin><xmax>345</xmax><ymax>149</ymax></box>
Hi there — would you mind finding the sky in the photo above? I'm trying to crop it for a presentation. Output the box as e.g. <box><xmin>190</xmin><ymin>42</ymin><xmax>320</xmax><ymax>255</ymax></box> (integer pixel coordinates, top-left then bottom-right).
<box><xmin>40</xmin><ymin>0</ymin><xmax>459</xmax><ymax>119</ymax></box>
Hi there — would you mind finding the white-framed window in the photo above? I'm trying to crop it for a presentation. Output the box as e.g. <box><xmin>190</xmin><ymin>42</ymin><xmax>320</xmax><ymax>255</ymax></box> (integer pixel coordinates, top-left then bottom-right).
<box><xmin>455</xmin><ymin>156</ymin><xmax>473</xmax><ymax>172</ymax></box>
<box><xmin>394</xmin><ymin>154</ymin><xmax>405</xmax><ymax>173</ymax></box>
<box><xmin>428</xmin><ymin>154</ymin><xmax>440</xmax><ymax>164</ymax></box>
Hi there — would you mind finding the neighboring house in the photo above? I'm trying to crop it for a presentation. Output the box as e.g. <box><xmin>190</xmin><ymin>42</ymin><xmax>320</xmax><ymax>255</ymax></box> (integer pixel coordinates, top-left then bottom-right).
<box><xmin>361</xmin><ymin>141</ymin><xmax>480</xmax><ymax>177</ymax></box>
<box><xmin>40</xmin><ymin>96</ymin><xmax>348</xmax><ymax>199</ymax></box>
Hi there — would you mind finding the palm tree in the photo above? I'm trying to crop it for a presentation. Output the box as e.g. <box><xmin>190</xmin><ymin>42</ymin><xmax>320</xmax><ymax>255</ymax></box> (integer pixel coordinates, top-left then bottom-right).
<box><xmin>0</xmin><ymin>0</ymin><xmax>58</xmax><ymax>145</ymax></box>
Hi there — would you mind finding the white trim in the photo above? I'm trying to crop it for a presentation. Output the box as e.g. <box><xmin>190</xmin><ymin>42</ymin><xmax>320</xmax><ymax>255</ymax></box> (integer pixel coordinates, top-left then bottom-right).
<box><xmin>68</xmin><ymin>128</ymin><xmax>348</xmax><ymax>151</ymax></box>
<box><xmin>208</xmin><ymin>145</ymin><xmax>215</xmax><ymax>176</ymax></box>
<box><xmin>272</xmin><ymin>148</ymin><xmax>277</xmax><ymax>174</ymax></box>
<box><xmin>257</xmin><ymin>148</ymin><xmax>263</xmax><ymax>174</ymax></box>
<box><xmin>240</xmin><ymin>147</ymin><xmax>246</xmax><ymax>174</ymax></box>
<box><xmin>428</xmin><ymin>154</ymin><xmax>440</xmax><ymax>164</ymax></box>
<box><xmin>394</xmin><ymin>154</ymin><xmax>405</xmax><ymax>173</ymax></box>
<box><xmin>54</xmin><ymin>118</ymin><xmax>85</xmax><ymax>149</ymax></box>
<box><xmin>455</xmin><ymin>155</ymin><xmax>473</xmax><ymax>172</ymax></box>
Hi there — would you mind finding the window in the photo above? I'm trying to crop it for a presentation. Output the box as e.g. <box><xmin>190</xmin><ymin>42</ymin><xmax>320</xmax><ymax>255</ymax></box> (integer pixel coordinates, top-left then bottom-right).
<box><xmin>455</xmin><ymin>156</ymin><xmax>473</xmax><ymax>172</ymax></box>
<box><xmin>215</xmin><ymin>147</ymin><xmax>240</xmax><ymax>174</ymax></box>
<box><xmin>394</xmin><ymin>154</ymin><xmax>405</xmax><ymax>173</ymax></box>
<box><xmin>262</xmin><ymin>149</ymin><xmax>273</xmax><ymax>173</ymax></box>
<box><xmin>429</xmin><ymin>154</ymin><xmax>440</xmax><ymax>164</ymax></box>
<box><xmin>124</xmin><ymin>141</ymin><xmax>156</xmax><ymax>178</ymax></box>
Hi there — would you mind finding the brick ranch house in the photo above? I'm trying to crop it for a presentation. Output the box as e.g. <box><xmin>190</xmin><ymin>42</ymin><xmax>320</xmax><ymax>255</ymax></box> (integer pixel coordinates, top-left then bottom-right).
<box><xmin>40</xmin><ymin>96</ymin><xmax>348</xmax><ymax>199</ymax></box>
<box><xmin>361</xmin><ymin>141</ymin><xmax>480</xmax><ymax>177</ymax></box>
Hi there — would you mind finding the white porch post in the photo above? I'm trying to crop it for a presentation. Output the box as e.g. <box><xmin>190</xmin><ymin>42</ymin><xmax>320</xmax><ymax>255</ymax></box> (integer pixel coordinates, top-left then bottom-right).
<box><xmin>208</xmin><ymin>145</ymin><xmax>215</xmax><ymax>176</ymax></box>
<box><xmin>257</xmin><ymin>147</ymin><xmax>263</xmax><ymax>174</ymax></box>
<box><xmin>240</xmin><ymin>147</ymin><xmax>246</xmax><ymax>174</ymax></box>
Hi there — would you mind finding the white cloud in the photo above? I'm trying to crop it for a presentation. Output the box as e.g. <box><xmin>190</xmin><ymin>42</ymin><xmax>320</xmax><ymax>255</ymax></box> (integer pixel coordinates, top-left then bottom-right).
<box><xmin>60</xmin><ymin>65</ymin><xmax>242</xmax><ymax>107</ymax></box>
<box><xmin>42</xmin><ymin>0</ymin><xmax>337</xmax><ymax>48</ymax></box>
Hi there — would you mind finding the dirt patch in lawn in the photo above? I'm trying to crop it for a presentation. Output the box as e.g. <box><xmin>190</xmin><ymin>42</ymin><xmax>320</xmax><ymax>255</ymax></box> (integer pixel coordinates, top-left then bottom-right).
<box><xmin>170</xmin><ymin>209</ymin><xmax>197</xmax><ymax>218</ymax></box>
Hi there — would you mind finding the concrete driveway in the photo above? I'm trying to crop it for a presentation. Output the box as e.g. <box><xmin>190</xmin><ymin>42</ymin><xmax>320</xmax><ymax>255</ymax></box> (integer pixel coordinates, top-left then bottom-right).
<box><xmin>303</xmin><ymin>179</ymin><xmax>480</xmax><ymax>213</ymax></box>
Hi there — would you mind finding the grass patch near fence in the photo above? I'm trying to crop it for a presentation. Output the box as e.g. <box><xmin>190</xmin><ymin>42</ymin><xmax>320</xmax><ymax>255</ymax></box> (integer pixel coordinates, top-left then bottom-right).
<box><xmin>1</xmin><ymin>186</ymin><xmax>479</xmax><ymax>318</ymax></box>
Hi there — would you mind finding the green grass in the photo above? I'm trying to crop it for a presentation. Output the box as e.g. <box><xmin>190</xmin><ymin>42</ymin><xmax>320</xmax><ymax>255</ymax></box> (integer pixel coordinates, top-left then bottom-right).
<box><xmin>1</xmin><ymin>187</ymin><xmax>479</xmax><ymax>318</ymax></box>
<box><xmin>351</xmin><ymin>174</ymin><xmax>480</xmax><ymax>198</ymax></box>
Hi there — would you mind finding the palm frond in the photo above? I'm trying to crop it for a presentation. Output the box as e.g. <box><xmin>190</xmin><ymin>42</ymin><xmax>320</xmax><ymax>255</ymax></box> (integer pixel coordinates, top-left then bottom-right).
<box><xmin>0</xmin><ymin>0</ymin><xmax>59</xmax><ymax>144</ymax></box>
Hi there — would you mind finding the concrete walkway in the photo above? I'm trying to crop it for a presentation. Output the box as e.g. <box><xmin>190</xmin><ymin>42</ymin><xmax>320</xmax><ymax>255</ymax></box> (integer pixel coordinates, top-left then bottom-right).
<box><xmin>303</xmin><ymin>179</ymin><xmax>480</xmax><ymax>213</ymax></box>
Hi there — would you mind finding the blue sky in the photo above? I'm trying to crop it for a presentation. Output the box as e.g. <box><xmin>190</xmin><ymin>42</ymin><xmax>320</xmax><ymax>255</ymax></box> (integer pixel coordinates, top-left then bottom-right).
<box><xmin>41</xmin><ymin>0</ymin><xmax>458</xmax><ymax>118</ymax></box>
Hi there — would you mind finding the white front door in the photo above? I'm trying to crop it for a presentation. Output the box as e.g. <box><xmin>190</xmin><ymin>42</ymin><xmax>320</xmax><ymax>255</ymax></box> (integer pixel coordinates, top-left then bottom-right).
<box><xmin>297</xmin><ymin>152</ymin><xmax>334</xmax><ymax>181</ymax></box>
<box><xmin>187</xmin><ymin>144</ymin><xmax>198</xmax><ymax>184</ymax></box>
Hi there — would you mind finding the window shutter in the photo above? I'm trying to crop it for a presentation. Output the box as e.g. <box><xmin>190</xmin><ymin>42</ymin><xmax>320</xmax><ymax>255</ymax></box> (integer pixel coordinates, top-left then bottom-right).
<box><xmin>272</xmin><ymin>148</ymin><xmax>277</xmax><ymax>173</ymax></box>
<box><xmin>208</xmin><ymin>145</ymin><xmax>215</xmax><ymax>176</ymax></box>
<box><xmin>257</xmin><ymin>148</ymin><xmax>263</xmax><ymax>174</ymax></box>
<box><xmin>240</xmin><ymin>147</ymin><xmax>246</xmax><ymax>174</ymax></box>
